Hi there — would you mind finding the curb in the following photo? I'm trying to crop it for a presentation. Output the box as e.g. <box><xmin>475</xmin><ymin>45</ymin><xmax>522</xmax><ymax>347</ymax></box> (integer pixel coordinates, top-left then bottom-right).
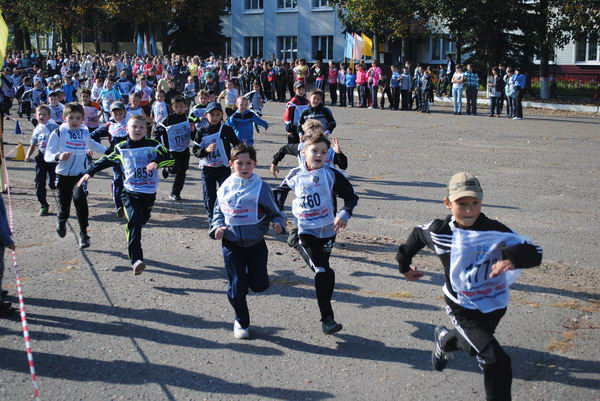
<box><xmin>432</xmin><ymin>95</ymin><xmax>600</xmax><ymax>114</ymax></box>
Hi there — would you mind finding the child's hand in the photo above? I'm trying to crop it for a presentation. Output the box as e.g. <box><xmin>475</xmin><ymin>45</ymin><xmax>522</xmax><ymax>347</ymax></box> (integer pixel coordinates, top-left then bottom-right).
<box><xmin>25</xmin><ymin>156</ymin><xmax>31</xmax><ymax>162</ymax></box>
<box><xmin>214</xmin><ymin>226</ymin><xmax>227</xmax><ymax>240</ymax></box>
<box><xmin>77</xmin><ymin>174</ymin><xmax>91</xmax><ymax>187</ymax></box>
<box><xmin>331</xmin><ymin>137</ymin><xmax>342</xmax><ymax>154</ymax></box>
<box><xmin>206</xmin><ymin>143</ymin><xmax>216</xmax><ymax>153</ymax></box>
<box><xmin>403</xmin><ymin>266</ymin><xmax>424</xmax><ymax>281</ymax></box>
<box><xmin>59</xmin><ymin>152</ymin><xmax>72</xmax><ymax>161</ymax></box>
<box><xmin>270</xmin><ymin>164</ymin><xmax>279</xmax><ymax>177</ymax></box>
<box><xmin>86</xmin><ymin>150</ymin><xmax>93</xmax><ymax>157</ymax></box>
<box><xmin>146</xmin><ymin>161</ymin><xmax>158</xmax><ymax>173</ymax></box>
<box><xmin>489</xmin><ymin>259</ymin><xmax>515</xmax><ymax>278</ymax></box>
<box><xmin>270</xmin><ymin>223</ymin><xmax>283</xmax><ymax>234</ymax></box>
<box><xmin>333</xmin><ymin>216</ymin><xmax>347</xmax><ymax>232</ymax></box>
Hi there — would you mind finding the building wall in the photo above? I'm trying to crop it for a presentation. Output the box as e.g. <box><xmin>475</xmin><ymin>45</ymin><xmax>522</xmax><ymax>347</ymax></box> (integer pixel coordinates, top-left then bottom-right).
<box><xmin>222</xmin><ymin>1</ymin><xmax>345</xmax><ymax>61</ymax></box>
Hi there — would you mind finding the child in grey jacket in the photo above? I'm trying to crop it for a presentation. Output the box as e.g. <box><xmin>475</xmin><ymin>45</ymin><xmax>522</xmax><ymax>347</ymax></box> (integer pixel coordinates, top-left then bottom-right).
<box><xmin>210</xmin><ymin>144</ymin><xmax>286</xmax><ymax>339</ymax></box>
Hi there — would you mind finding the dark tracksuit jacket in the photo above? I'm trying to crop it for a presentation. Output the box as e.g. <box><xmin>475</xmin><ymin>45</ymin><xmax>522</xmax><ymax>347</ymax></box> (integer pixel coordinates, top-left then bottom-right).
<box><xmin>192</xmin><ymin>123</ymin><xmax>241</xmax><ymax>220</ymax></box>
<box><xmin>85</xmin><ymin>137</ymin><xmax>174</xmax><ymax>264</ymax></box>
<box><xmin>297</xmin><ymin>104</ymin><xmax>336</xmax><ymax>136</ymax></box>
<box><xmin>396</xmin><ymin>213</ymin><xmax>543</xmax><ymax>401</ymax></box>
<box><xmin>152</xmin><ymin>113</ymin><xmax>192</xmax><ymax>196</ymax></box>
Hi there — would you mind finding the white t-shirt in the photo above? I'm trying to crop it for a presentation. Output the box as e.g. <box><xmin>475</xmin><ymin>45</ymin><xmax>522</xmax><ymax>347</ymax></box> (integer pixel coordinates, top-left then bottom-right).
<box><xmin>452</xmin><ymin>73</ymin><xmax>464</xmax><ymax>89</ymax></box>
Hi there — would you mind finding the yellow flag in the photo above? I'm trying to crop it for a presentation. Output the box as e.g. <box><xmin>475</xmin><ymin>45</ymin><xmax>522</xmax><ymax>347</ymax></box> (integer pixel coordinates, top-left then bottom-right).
<box><xmin>0</xmin><ymin>12</ymin><xmax>7</xmax><ymax>62</ymax></box>
<box><xmin>361</xmin><ymin>33</ymin><xmax>373</xmax><ymax>57</ymax></box>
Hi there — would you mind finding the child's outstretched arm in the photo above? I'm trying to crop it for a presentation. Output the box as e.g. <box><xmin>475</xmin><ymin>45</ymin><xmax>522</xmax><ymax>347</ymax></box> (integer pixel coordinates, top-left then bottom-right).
<box><xmin>253</xmin><ymin>114</ymin><xmax>269</xmax><ymax>130</ymax></box>
<box><xmin>396</xmin><ymin>225</ymin><xmax>434</xmax><ymax>281</ymax></box>
<box><xmin>490</xmin><ymin>240</ymin><xmax>543</xmax><ymax>278</ymax></box>
<box><xmin>331</xmin><ymin>169</ymin><xmax>359</xmax><ymax>232</ymax></box>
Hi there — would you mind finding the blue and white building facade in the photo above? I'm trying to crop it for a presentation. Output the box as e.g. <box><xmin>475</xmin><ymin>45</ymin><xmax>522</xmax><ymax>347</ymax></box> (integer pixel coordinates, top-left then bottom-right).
<box><xmin>221</xmin><ymin>1</ymin><xmax>347</xmax><ymax>62</ymax></box>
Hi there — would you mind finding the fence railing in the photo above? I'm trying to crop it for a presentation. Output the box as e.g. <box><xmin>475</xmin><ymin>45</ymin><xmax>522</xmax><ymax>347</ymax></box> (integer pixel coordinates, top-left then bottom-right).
<box><xmin>531</xmin><ymin>73</ymin><xmax>600</xmax><ymax>90</ymax></box>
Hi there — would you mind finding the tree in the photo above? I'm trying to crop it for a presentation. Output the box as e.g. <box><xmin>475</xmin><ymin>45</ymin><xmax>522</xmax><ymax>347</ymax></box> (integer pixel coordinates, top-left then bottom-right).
<box><xmin>330</xmin><ymin>0</ymin><xmax>429</xmax><ymax>61</ymax></box>
<box><xmin>526</xmin><ymin>0</ymin><xmax>600</xmax><ymax>98</ymax></box>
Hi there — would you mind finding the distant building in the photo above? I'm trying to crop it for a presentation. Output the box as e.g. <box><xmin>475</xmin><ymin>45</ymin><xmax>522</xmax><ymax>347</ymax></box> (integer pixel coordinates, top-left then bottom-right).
<box><xmin>221</xmin><ymin>2</ymin><xmax>600</xmax><ymax>76</ymax></box>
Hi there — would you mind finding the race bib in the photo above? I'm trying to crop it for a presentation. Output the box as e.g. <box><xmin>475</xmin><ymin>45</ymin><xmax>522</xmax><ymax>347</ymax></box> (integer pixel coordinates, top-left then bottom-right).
<box><xmin>448</xmin><ymin>221</ymin><xmax>525</xmax><ymax>313</ymax></box>
<box><xmin>198</xmin><ymin>127</ymin><xmax>228</xmax><ymax>168</ymax></box>
<box><xmin>119</xmin><ymin>145</ymin><xmax>160</xmax><ymax>194</ymax></box>
<box><xmin>59</xmin><ymin>124</ymin><xmax>89</xmax><ymax>155</ymax></box>
<box><xmin>290</xmin><ymin>168</ymin><xmax>335</xmax><ymax>229</ymax></box>
<box><xmin>217</xmin><ymin>174</ymin><xmax>262</xmax><ymax>226</ymax></box>
<box><xmin>164</xmin><ymin>121</ymin><xmax>191</xmax><ymax>153</ymax></box>
<box><xmin>109</xmin><ymin>120</ymin><xmax>128</xmax><ymax>139</ymax></box>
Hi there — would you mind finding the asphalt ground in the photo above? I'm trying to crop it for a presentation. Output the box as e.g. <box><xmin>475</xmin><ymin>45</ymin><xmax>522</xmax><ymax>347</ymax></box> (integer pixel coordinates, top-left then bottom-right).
<box><xmin>0</xmin><ymin>101</ymin><xmax>598</xmax><ymax>401</ymax></box>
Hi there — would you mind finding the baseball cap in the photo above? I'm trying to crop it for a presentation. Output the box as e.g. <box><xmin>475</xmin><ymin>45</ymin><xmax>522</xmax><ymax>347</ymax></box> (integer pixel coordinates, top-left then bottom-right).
<box><xmin>110</xmin><ymin>101</ymin><xmax>126</xmax><ymax>111</ymax></box>
<box><xmin>293</xmin><ymin>81</ymin><xmax>305</xmax><ymax>89</ymax></box>
<box><xmin>205</xmin><ymin>102</ymin><xmax>222</xmax><ymax>113</ymax></box>
<box><xmin>447</xmin><ymin>172</ymin><xmax>483</xmax><ymax>202</ymax></box>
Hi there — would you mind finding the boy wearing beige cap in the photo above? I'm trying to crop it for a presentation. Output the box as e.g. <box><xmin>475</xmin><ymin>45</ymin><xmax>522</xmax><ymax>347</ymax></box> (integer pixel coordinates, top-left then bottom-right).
<box><xmin>396</xmin><ymin>172</ymin><xmax>543</xmax><ymax>401</ymax></box>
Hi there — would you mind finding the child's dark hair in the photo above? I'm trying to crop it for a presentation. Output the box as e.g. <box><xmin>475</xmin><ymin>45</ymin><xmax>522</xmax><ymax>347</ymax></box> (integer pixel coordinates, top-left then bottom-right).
<box><xmin>64</xmin><ymin>102</ymin><xmax>84</xmax><ymax>116</ymax></box>
<box><xmin>310</xmin><ymin>89</ymin><xmax>324</xmax><ymax>99</ymax></box>
<box><xmin>80</xmin><ymin>88</ymin><xmax>91</xmax><ymax>96</ymax></box>
<box><xmin>131</xmin><ymin>92</ymin><xmax>142</xmax><ymax>99</ymax></box>
<box><xmin>303</xmin><ymin>132</ymin><xmax>330</xmax><ymax>149</ymax></box>
<box><xmin>198</xmin><ymin>89</ymin><xmax>209</xmax><ymax>98</ymax></box>
<box><xmin>36</xmin><ymin>104</ymin><xmax>51</xmax><ymax>115</ymax></box>
<box><xmin>171</xmin><ymin>95</ymin><xmax>186</xmax><ymax>105</ymax></box>
<box><xmin>230</xmin><ymin>143</ymin><xmax>257</xmax><ymax>162</ymax></box>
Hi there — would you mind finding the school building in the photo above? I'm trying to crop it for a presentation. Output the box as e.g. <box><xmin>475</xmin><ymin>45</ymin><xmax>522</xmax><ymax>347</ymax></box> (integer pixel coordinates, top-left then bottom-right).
<box><xmin>221</xmin><ymin>1</ymin><xmax>600</xmax><ymax>75</ymax></box>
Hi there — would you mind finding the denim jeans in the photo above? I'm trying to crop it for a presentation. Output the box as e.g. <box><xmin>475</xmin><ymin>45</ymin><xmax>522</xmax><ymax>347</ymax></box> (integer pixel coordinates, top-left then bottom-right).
<box><xmin>452</xmin><ymin>87</ymin><xmax>463</xmax><ymax>113</ymax></box>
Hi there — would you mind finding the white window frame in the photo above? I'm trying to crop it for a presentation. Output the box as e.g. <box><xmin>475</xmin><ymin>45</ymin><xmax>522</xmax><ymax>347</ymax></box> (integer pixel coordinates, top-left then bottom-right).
<box><xmin>311</xmin><ymin>35</ymin><xmax>334</xmax><ymax>61</ymax></box>
<box><xmin>244</xmin><ymin>37</ymin><xmax>263</xmax><ymax>58</ymax></box>
<box><xmin>244</xmin><ymin>0</ymin><xmax>263</xmax><ymax>10</ymax></box>
<box><xmin>430</xmin><ymin>36</ymin><xmax>455</xmax><ymax>62</ymax></box>
<box><xmin>277</xmin><ymin>36</ymin><xmax>298</xmax><ymax>61</ymax></box>
<box><xmin>312</xmin><ymin>0</ymin><xmax>332</xmax><ymax>9</ymax></box>
<box><xmin>574</xmin><ymin>35</ymin><xmax>600</xmax><ymax>63</ymax></box>
<box><xmin>278</xmin><ymin>0</ymin><xmax>297</xmax><ymax>9</ymax></box>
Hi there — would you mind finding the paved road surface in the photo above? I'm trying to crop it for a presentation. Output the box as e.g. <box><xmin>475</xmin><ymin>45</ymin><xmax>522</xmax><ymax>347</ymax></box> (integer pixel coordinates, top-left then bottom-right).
<box><xmin>0</xmin><ymin>102</ymin><xmax>598</xmax><ymax>400</ymax></box>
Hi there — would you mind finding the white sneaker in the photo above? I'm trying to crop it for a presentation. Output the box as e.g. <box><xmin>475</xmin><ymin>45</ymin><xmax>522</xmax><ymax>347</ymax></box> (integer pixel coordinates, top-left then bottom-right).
<box><xmin>512</xmin><ymin>117</ymin><xmax>523</xmax><ymax>120</ymax></box>
<box><xmin>132</xmin><ymin>260</ymin><xmax>146</xmax><ymax>276</ymax></box>
<box><xmin>233</xmin><ymin>320</ymin><xmax>250</xmax><ymax>339</ymax></box>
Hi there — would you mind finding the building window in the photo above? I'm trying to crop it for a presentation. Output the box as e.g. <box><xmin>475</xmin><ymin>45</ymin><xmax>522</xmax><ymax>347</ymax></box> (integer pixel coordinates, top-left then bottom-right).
<box><xmin>245</xmin><ymin>0</ymin><xmax>263</xmax><ymax>10</ymax></box>
<box><xmin>312</xmin><ymin>0</ymin><xmax>331</xmax><ymax>8</ymax></box>
<box><xmin>575</xmin><ymin>37</ymin><xmax>587</xmax><ymax>62</ymax></box>
<box><xmin>244</xmin><ymin>37</ymin><xmax>263</xmax><ymax>58</ymax></box>
<box><xmin>312</xmin><ymin>36</ymin><xmax>334</xmax><ymax>60</ymax></box>
<box><xmin>277</xmin><ymin>36</ymin><xmax>297</xmax><ymax>61</ymax></box>
<box><xmin>430</xmin><ymin>36</ymin><xmax>455</xmax><ymax>61</ymax></box>
<box><xmin>224</xmin><ymin>38</ymin><xmax>232</xmax><ymax>58</ymax></box>
<box><xmin>278</xmin><ymin>0</ymin><xmax>297</xmax><ymax>8</ymax></box>
<box><xmin>588</xmin><ymin>34</ymin><xmax>598</xmax><ymax>61</ymax></box>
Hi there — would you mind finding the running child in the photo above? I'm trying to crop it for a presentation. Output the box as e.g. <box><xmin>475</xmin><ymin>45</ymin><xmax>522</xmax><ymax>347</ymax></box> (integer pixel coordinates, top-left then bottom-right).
<box><xmin>210</xmin><ymin>143</ymin><xmax>286</xmax><ymax>339</ymax></box>
<box><xmin>151</xmin><ymin>90</ymin><xmax>170</xmax><ymax>125</ymax></box>
<box><xmin>244</xmin><ymin>81</ymin><xmax>267</xmax><ymax>132</ymax></box>
<box><xmin>283</xmin><ymin>81</ymin><xmax>309</xmax><ymax>144</ymax></box>
<box><xmin>80</xmin><ymin>89</ymin><xmax>102</xmax><ymax>133</ymax></box>
<box><xmin>298</xmin><ymin>90</ymin><xmax>336</xmax><ymax>137</ymax></box>
<box><xmin>152</xmin><ymin>95</ymin><xmax>193</xmax><ymax>201</ymax></box>
<box><xmin>16</xmin><ymin>76</ymin><xmax>34</xmax><ymax>120</ymax></box>
<box><xmin>24</xmin><ymin>105</ymin><xmax>59</xmax><ymax>216</ymax></box>
<box><xmin>281</xmin><ymin>132</ymin><xmax>358</xmax><ymax>334</ymax></box>
<box><xmin>183</xmin><ymin>76</ymin><xmax>197</xmax><ymax>105</ymax></box>
<box><xmin>99</xmin><ymin>77</ymin><xmax>122</xmax><ymax>121</ymax></box>
<box><xmin>188</xmin><ymin>89</ymin><xmax>210</xmax><ymax>131</ymax></box>
<box><xmin>226</xmin><ymin>96</ymin><xmax>268</xmax><ymax>145</ymax></box>
<box><xmin>44</xmin><ymin>103</ymin><xmax>107</xmax><ymax>249</ymax></box>
<box><xmin>192</xmin><ymin>102</ymin><xmax>240</xmax><ymax>223</ymax></box>
<box><xmin>217</xmin><ymin>80</ymin><xmax>239</xmax><ymax>118</ymax></box>
<box><xmin>48</xmin><ymin>91</ymin><xmax>65</xmax><ymax>123</ymax></box>
<box><xmin>396</xmin><ymin>172</ymin><xmax>543</xmax><ymax>401</ymax></box>
<box><xmin>90</xmin><ymin>101</ymin><xmax>131</xmax><ymax>217</ymax></box>
<box><xmin>126</xmin><ymin>92</ymin><xmax>151</xmax><ymax>123</ymax></box>
<box><xmin>78</xmin><ymin>115</ymin><xmax>174</xmax><ymax>275</ymax></box>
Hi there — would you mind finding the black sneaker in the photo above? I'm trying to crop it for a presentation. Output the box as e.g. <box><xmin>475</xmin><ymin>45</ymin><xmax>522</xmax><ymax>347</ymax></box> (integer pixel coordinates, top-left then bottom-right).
<box><xmin>432</xmin><ymin>325</ymin><xmax>450</xmax><ymax>371</ymax></box>
<box><xmin>116</xmin><ymin>207</ymin><xmax>125</xmax><ymax>218</ymax></box>
<box><xmin>162</xmin><ymin>169</ymin><xmax>169</xmax><ymax>179</ymax></box>
<box><xmin>79</xmin><ymin>234</ymin><xmax>91</xmax><ymax>249</ymax></box>
<box><xmin>56</xmin><ymin>222</ymin><xmax>67</xmax><ymax>238</ymax></box>
<box><xmin>1</xmin><ymin>289</ymin><xmax>8</xmax><ymax>299</ymax></box>
<box><xmin>39</xmin><ymin>206</ymin><xmax>49</xmax><ymax>216</ymax></box>
<box><xmin>322</xmin><ymin>316</ymin><xmax>343</xmax><ymax>335</ymax></box>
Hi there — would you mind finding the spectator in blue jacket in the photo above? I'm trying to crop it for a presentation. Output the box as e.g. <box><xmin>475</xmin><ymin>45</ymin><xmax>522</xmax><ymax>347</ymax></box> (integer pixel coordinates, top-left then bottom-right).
<box><xmin>511</xmin><ymin>67</ymin><xmax>526</xmax><ymax>120</ymax></box>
